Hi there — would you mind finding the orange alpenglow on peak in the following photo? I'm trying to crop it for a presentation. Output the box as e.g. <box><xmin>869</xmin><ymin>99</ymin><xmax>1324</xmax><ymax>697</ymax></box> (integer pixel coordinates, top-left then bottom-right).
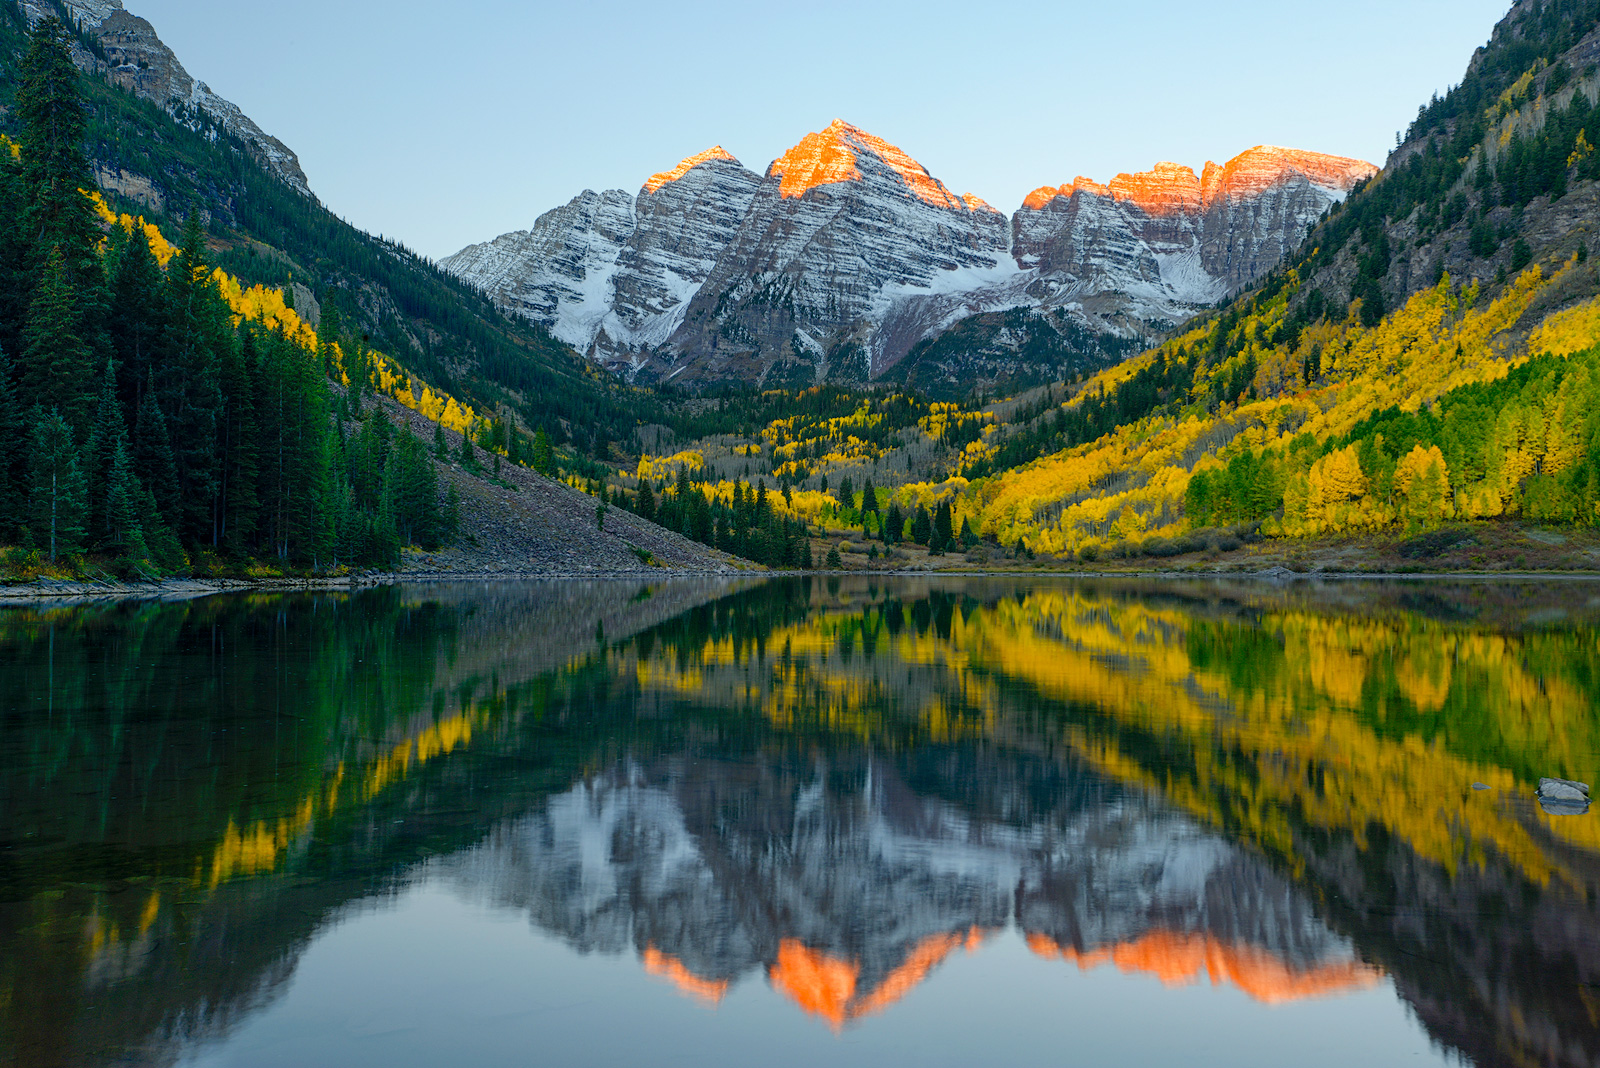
<box><xmin>766</xmin><ymin>929</ymin><xmax>990</xmax><ymax>1029</ymax></box>
<box><xmin>1025</xmin><ymin>931</ymin><xmax>1383</xmax><ymax>1005</ymax></box>
<box><xmin>641</xmin><ymin>946</ymin><xmax>731</xmax><ymax>1004</ymax></box>
<box><xmin>1022</xmin><ymin>182</ymin><xmax>1076</xmax><ymax>210</ymax></box>
<box><xmin>1107</xmin><ymin>162</ymin><xmax>1203</xmax><ymax>216</ymax></box>
<box><xmin>1201</xmin><ymin>145</ymin><xmax>1378</xmax><ymax>202</ymax></box>
<box><xmin>768</xmin><ymin>940</ymin><xmax>858</xmax><ymax>1028</ymax></box>
<box><xmin>768</xmin><ymin>119</ymin><xmax>978</xmax><ymax>211</ymax></box>
<box><xmin>1022</xmin><ymin>147</ymin><xmax>1377</xmax><ymax>213</ymax></box>
<box><xmin>642</xmin><ymin>146</ymin><xmax>741</xmax><ymax>194</ymax></box>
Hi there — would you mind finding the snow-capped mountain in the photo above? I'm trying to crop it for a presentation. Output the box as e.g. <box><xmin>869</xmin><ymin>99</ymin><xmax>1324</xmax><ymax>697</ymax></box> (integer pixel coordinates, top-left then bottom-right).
<box><xmin>443</xmin><ymin>147</ymin><xmax>762</xmax><ymax>373</ymax></box>
<box><xmin>444</xmin><ymin>124</ymin><xmax>1375</xmax><ymax>387</ymax></box>
<box><xmin>25</xmin><ymin>0</ymin><xmax>312</xmax><ymax>195</ymax></box>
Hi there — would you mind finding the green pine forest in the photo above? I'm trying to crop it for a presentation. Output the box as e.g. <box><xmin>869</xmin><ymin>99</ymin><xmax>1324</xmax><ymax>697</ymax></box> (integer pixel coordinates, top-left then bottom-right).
<box><xmin>0</xmin><ymin>18</ymin><xmax>462</xmax><ymax>576</ymax></box>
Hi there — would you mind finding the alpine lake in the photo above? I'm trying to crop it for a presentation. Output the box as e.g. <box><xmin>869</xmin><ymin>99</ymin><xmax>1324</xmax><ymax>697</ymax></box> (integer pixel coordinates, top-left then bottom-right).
<box><xmin>2</xmin><ymin>575</ymin><xmax>1598</xmax><ymax>1068</ymax></box>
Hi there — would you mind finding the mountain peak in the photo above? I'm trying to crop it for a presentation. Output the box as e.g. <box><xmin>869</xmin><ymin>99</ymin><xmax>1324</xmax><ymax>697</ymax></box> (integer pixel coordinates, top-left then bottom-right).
<box><xmin>768</xmin><ymin>120</ymin><xmax>970</xmax><ymax>210</ymax></box>
<box><xmin>1200</xmin><ymin>145</ymin><xmax>1378</xmax><ymax>202</ymax></box>
<box><xmin>643</xmin><ymin>146</ymin><xmax>742</xmax><ymax>194</ymax></box>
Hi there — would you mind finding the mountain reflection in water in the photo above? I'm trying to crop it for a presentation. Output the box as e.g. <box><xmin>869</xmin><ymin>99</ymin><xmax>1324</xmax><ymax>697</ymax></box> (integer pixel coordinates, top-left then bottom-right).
<box><xmin>0</xmin><ymin>577</ymin><xmax>1597</xmax><ymax>1068</ymax></box>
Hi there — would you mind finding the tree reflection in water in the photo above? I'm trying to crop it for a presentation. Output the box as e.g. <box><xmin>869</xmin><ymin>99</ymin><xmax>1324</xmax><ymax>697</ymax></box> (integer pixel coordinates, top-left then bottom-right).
<box><xmin>0</xmin><ymin>577</ymin><xmax>1596</xmax><ymax>1068</ymax></box>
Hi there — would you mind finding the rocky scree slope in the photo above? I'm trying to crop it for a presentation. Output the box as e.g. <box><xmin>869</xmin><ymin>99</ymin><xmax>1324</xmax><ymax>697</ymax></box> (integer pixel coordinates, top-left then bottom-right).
<box><xmin>367</xmin><ymin>390</ymin><xmax>741</xmax><ymax>576</ymax></box>
<box><xmin>445</xmin><ymin>122</ymin><xmax>1374</xmax><ymax>391</ymax></box>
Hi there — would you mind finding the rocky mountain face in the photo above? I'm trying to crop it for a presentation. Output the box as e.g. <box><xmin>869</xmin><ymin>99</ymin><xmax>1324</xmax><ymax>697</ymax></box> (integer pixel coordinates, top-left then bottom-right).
<box><xmin>21</xmin><ymin>0</ymin><xmax>312</xmax><ymax>195</ymax></box>
<box><xmin>445</xmin><ymin>123</ymin><xmax>1374</xmax><ymax>390</ymax></box>
<box><xmin>1012</xmin><ymin>147</ymin><xmax>1378</xmax><ymax>330</ymax></box>
<box><xmin>443</xmin><ymin>147</ymin><xmax>763</xmax><ymax>375</ymax></box>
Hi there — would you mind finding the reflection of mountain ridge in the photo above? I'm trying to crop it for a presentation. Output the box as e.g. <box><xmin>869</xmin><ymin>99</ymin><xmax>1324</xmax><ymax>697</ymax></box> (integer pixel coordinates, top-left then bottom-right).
<box><xmin>448</xmin><ymin>748</ymin><xmax>1373</xmax><ymax>1025</ymax></box>
<box><xmin>3</xmin><ymin>578</ymin><xmax>1599</xmax><ymax>1067</ymax></box>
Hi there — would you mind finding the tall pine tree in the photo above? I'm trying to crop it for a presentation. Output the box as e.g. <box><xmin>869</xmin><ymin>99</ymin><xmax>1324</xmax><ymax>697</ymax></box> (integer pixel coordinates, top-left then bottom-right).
<box><xmin>86</xmin><ymin>357</ymin><xmax>127</xmax><ymax>546</ymax></box>
<box><xmin>20</xmin><ymin>246</ymin><xmax>93</xmax><ymax>433</ymax></box>
<box><xmin>0</xmin><ymin>347</ymin><xmax>21</xmax><ymax>540</ymax></box>
<box><xmin>17</xmin><ymin>18</ymin><xmax>99</xmax><ymax>287</ymax></box>
<box><xmin>27</xmin><ymin>407</ymin><xmax>87</xmax><ymax>562</ymax></box>
<box><xmin>133</xmin><ymin>371</ymin><xmax>181</xmax><ymax>530</ymax></box>
<box><xmin>107</xmin><ymin>225</ymin><xmax>166</xmax><ymax>411</ymax></box>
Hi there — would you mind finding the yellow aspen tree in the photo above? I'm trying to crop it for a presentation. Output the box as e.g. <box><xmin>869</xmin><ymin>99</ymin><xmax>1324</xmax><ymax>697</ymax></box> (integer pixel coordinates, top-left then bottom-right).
<box><xmin>1394</xmin><ymin>444</ymin><xmax>1453</xmax><ymax>528</ymax></box>
<box><xmin>1307</xmin><ymin>445</ymin><xmax>1367</xmax><ymax>531</ymax></box>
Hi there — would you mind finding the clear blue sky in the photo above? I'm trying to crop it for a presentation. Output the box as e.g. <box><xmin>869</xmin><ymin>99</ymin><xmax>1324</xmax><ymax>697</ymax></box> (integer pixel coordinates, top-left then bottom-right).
<box><xmin>130</xmin><ymin>0</ymin><xmax>1513</xmax><ymax>260</ymax></box>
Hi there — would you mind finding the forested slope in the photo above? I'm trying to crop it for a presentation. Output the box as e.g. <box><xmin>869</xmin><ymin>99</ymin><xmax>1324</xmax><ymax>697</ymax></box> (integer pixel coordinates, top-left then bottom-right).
<box><xmin>0</xmin><ymin>0</ymin><xmax>654</xmax><ymax>460</ymax></box>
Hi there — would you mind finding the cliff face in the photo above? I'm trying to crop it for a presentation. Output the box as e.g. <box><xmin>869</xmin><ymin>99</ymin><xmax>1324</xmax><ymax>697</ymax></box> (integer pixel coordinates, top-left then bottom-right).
<box><xmin>445</xmin><ymin>127</ymin><xmax>1374</xmax><ymax>388</ymax></box>
<box><xmin>1012</xmin><ymin>148</ymin><xmax>1378</xmax><ymax>333</ymax></box>
<box><xmin>24</xmin><ymin>0</ymin><xmax>312</xmax><ymax>195</ymax></box>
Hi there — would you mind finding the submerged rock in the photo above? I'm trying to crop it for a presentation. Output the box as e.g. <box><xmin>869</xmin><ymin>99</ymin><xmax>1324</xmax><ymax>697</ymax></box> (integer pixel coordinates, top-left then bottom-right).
<box><xmin>1537</xmin><ymin>778</ymin><xmax>1591</xmax><ymax>815</ymax></box>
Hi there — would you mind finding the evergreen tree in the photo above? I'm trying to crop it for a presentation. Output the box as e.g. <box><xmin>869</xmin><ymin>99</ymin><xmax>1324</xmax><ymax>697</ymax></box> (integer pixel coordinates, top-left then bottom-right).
<box><xmin>433</xmin><ymin>421</ymin><xmax>448</xmax><ymax>459</ymax></box>
<box><xmin>910</xmin><ymin>506</ymin><xmax>932</xmax><ymax>546</ymax></box>
<box><xmin>934</xmin><ymin>500</ymin><xmax>954</xmax><ymax>548</ymax></box>
<box><xmin>839</xmin><ymin>475</ymin><xmax>854</xmax><ymax>510</ymax></box>
<box><xmin>20</xmin><ymin>245</ymin><xmax>93</xmax><ymax>433</ymax></box>
<box><xmin>0</xmin><ymin>148</ymin><xmax>29</xmax><ymax>366</ymax></box>
<box><xmin>0</xmin><ymin>347</ymin><xmax>22</xmax><ymax>540</ymax></box>
<box><xmin>636</xmin><ymin>479</ymin><xmax>656</xmax><ymax>522</ymax></box>
<box><xmin>161</xmin><ymin>211</ymin><xmax>225</xmax><ymax>544</ymax></box>
<box><xmin>318</xmin><ymin>302</ymin><xmax>344</xmax><ymax>379</ymax></box>
<box><xmin>861</xmin><ymin>479</ymin><xmax>878</xmax><ymax>514</ymax></box>
<box><xmin>342</xmin><ymin>333</ymin><xmax>370</xmax><ymax>401</ymax></box>
<box><xmin>133</xmin><ymin>372</ymin><xmax>180</xmax><ymax>529</ymax></box>
<box><xmin>371</xmin><ymin>472</ymin><xmax>401</xmax><ymax>568</ymax></box>
<box><xmin>458</xmin><ymin>426</ymin><xmax>475</xmax><ymax>468</ymax></box>
<box><xmin>17</xmin><ymin>18</ymin><xmax>100</xmax><ymax>287</ymax></box>
<box><xmin>884</xmin><ymin>502</ymin><xmax>905</xmax><ymax>544</ymax></box>
<box><xmin>85</xmin><ymin>358</ymin><xmax>126</xmax><ymax>546</ymax></box>
<box><xmin>102</xmin><ymin>438</ymin><xmax>147</xmax><ymax>562</ymax></box>
<box><xmin>107</xmin><ymin>225</ymin><xmax>166</xmax><ymax>410</ymax></box>
<box><xmin>384</xmin><ymin>432</ymin><xmax>441</xmax><ymax>548</ymax></box>
<box><xmin>959</xmin><ymin>517</ymin><xmax>978</xmax><ymax>548</ymax></box>
<box><xmin>217</xmin><ymin>328</ymin><xmax>261</xmax><ymax>554</ymax></box>
<box><xmin>27</xmin><ymin>407</ymin><xmax>86</xmax><ymax>562</ymax></box>
<box><xmin>532</xmin><ymin>429</ymin><xmax>554</xmax><ymax>475</ymax></box>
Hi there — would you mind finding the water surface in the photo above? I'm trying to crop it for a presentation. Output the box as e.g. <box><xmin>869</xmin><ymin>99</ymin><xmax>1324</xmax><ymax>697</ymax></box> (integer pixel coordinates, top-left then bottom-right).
<box><xmin>2</xmin><ymin>577</ymin><xmax>1598</xmax><ymax>1068</ymax></box>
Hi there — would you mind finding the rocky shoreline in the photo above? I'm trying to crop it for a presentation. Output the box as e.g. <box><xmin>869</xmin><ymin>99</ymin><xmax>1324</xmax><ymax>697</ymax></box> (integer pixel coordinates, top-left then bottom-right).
<box><xmin>4</xmin><ymin>564</ymin><xmax>1597</xmax><ymax>606</ymax></box>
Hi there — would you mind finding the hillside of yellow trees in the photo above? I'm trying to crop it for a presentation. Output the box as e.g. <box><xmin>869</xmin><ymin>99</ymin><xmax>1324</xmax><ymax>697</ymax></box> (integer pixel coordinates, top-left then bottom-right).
<box><xmin>963</xmin><ymin>262</ymin><xmax>1600</xmax><ymax>557</ymax></box>
<box><xmin>607</xmin><ymin>261</ymin><xmax>1598</xmax><ymax>567</ymax></box>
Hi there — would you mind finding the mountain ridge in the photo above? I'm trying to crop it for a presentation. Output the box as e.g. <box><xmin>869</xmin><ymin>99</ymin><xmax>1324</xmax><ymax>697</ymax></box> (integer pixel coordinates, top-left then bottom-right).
<box><xmin>443</xmin><ymin>127</ymin><xmax>1375</xmax><ymax>391</ymax></box>
<box><xmin>22</xmin><ymin>0</ymin><xmax>311</xmax><ymax>194</ymax></box>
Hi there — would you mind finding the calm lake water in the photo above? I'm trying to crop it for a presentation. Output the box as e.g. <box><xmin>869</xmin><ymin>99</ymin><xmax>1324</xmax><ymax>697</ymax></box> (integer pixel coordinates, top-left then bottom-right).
<box><xmin>2</xmin><ymin>577</ymin><xmax>1598</xmax><ymax>1068</ymax></box>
